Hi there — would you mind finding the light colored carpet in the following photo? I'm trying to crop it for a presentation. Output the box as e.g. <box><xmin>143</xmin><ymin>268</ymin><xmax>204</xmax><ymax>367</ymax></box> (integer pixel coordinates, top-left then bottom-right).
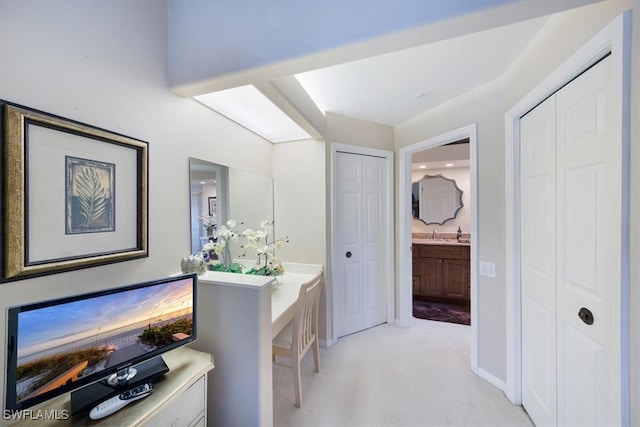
<box><xmin>273</xmin><ymin>318</ymin><xmax>533</xmax><ymax>426</ymax></box>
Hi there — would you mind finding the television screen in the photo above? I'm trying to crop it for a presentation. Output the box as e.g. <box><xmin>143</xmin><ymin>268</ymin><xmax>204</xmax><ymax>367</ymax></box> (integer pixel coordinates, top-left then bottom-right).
<box><xmin>4</xmin><ymin>273</ymin><xmax>197</xmax><ymax>412</ymax></box>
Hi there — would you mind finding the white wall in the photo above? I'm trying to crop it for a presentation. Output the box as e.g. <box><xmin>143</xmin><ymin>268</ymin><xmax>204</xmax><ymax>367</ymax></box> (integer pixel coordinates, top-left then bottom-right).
<box><xmin>0</xmin><ymin>0</ymin><xmax>273</xmax><ymax>408</ymax></box>
<box><xmin>326</xmin><ymin>112</ymin><xmax>394</xmax><ymax>151</ymax></box>
<box><xmin>272</xmin><ymin>140</ymin><xmax>326</xmax><ymax>266</ymax></box>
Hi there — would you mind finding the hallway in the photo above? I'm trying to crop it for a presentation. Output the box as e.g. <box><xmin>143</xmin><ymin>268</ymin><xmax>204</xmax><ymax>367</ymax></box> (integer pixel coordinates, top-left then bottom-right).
<box><xmin>273</xmin><ymin>318</ymin><xmax>532</xmax><ymax>426</ymax></box>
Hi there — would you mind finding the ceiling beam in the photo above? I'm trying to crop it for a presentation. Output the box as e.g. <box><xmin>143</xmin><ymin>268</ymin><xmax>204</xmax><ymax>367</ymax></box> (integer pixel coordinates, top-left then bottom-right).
<box><xmin>253</xmin><ymin>79</ymin><xmax>325</xmax><ymax>141</ymax></box>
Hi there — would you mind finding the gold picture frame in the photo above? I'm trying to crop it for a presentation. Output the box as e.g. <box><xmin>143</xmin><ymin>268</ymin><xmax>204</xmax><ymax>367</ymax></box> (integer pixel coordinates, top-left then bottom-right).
<box><xmin>1</xmin><ymin>101</ymin><xmax>148</xmax><ymax>282</ymax></box>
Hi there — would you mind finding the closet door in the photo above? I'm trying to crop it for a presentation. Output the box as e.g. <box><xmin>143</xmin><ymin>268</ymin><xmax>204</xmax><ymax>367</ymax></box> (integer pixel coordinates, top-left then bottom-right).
<box><xmin>520</xmin><ymin>95</ymin><xmax>557</xmax><ymax>427</ymax></box>
<box><xmin>335</xmin><ymin>151</ymin><xmax>388</xmax><ymax>337</ymax></box>
<box><xmin>555</xmin><ymin>56</ymin><xmax>620</xmax><ymax>427</ymax></box>
<box><xmin>521</xmin><ymin>55</ymin><xmax>621</xmax><ymax>426</ymax></box>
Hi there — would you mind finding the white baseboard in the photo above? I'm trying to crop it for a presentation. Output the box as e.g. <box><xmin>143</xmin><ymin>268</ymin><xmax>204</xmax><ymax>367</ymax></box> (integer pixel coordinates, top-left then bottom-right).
<box><xmin>319</xmin><ymin>338</ymin><xmax>337</xmax><ymax>348</ymax></box>
<box><xmin>477</xmin><ymin>367</ymin><xmax>507</xmax><ymax>393</ymax></box>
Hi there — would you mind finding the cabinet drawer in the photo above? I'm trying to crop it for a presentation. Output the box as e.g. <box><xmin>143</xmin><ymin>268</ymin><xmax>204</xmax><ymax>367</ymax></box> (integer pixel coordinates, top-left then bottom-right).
<box><xmin>418</xmin><ymin>244</ymin><xmax>469</xmax><ymax>260</ymax></box>
<box><xmin>146</xmin><ymin>376</ymin><xmax>206</xmax><ymax>427</ymax></box>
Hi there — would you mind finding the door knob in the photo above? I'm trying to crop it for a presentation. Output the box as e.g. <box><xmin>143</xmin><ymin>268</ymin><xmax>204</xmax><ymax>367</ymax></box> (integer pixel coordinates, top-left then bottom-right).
<box><xmin>578</xmin><ymin>307</ymin><xmax>594</xmax><ymax>325</ymax></box>
<box><xmin>346</xmin><ymin>251</ymin><xmax>352</xmax><ymax>258</ymax></box>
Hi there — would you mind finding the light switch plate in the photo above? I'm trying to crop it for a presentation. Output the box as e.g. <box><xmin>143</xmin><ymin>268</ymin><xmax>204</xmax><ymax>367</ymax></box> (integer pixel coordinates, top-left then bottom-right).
<box><xmin>479</xmin><ymin>261</ymin><xmax>496</xmax><ymax>278</ymax></box>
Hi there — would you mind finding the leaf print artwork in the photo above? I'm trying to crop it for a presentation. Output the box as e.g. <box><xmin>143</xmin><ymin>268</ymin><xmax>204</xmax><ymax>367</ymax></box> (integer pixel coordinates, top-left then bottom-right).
<box><xmin>66</xmin><ymin>156</ymin><xmax>115</xmax><ymax>234</ymax></box>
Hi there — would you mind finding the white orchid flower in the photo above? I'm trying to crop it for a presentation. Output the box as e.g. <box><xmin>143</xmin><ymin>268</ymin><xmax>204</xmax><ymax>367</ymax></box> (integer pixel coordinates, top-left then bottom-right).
<box><xmin>203</xmin><ymin>242</ymin><xmax>215</xmax><ymax>251</ymax></box>
<box><xmin>226</xmin><ymin>219</ymin><xmax>236</xmax><ymax>228</ymax></box>
<box><xmin>243</xmin><ymin>228</ymin><xmax>257</xmax><ymax>240</ymax></box>
<box><xmin>260</xmin><ymin>219</ymin><xmax>270</xmax><ymax>228</ymax></box>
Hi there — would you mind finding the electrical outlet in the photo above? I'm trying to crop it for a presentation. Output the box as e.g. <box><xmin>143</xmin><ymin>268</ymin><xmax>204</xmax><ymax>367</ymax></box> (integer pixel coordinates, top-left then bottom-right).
<box><xmin>479</xmin><ymin>261</ymin><xmax>496</xmax><ymax>278</ymax></box>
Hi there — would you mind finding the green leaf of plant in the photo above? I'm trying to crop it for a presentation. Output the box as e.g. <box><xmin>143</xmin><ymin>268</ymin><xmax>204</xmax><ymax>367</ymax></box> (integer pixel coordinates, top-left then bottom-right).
<box><xmin>75</xmin><ymin>167</ymin><xmax>108</xmax><ymax>229</ymax></box>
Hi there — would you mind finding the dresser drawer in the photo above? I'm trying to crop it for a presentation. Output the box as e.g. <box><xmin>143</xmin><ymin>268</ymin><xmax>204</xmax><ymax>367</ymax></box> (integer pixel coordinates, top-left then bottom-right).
<box><xmin>146</xmin><ymin>376</ymin><xmax>206</xmax><ymax>427</ymax></box>
<box><xmin>418</xmin><ymin>244</ymin><xmax>469</xmax><ymax>260</ymax></box>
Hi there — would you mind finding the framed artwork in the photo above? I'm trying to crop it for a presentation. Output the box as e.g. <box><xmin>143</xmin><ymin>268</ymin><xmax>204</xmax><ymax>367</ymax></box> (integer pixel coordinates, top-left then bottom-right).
<box><xmin>0</xmin><ymin>101</ymin><xmax>149</xmax><ymax>282</ymax></box>
<box><xmin>208</xmin><ymin>196</ymin><xmax>217</xmax><ymax>222</ymax></box>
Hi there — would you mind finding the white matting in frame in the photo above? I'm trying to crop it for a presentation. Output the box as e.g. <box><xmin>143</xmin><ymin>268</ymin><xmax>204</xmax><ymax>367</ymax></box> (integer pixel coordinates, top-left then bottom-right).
<box><xmin>27</xmin><ymin>124</ymin><xmax>138</xmax><ymax>262</ymax></box>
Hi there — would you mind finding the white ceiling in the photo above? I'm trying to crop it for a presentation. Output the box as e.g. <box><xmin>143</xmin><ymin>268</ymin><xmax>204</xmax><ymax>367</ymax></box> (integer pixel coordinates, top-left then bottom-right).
<box><xmin>295</xmin><ymin>16</ymin><xmax>549</xmax><ymax>127</ymax></box>
<box><xmin>412</xmin><ymin>142</ymin><xmax>471</xmax><ymax>171</ymax></box>
<box><xmin>195</xmin><ymin>15</ymin><xmax>549</xmax><ymax>142</ymax></box>
<box><xmin>193</xmin><ymin>14</ymin><xmax>551</xmax><ymax>143</ymax></box>
<box><xmin>180</xmin><ymin>0</ymin><xmax>604</xmax><ymax>143</ymax></box>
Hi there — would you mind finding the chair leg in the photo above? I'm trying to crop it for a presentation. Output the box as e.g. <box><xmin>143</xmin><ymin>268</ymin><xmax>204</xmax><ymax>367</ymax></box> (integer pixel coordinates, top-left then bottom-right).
<box><xmin>293</xmin><ymin>355</ymin><xmax>302</xmax><ymax>408</ymax></box>
<box><xmin>312</xmin><ymin>339</ymin><xmax>320</xmax><ymax>373</ymax></box>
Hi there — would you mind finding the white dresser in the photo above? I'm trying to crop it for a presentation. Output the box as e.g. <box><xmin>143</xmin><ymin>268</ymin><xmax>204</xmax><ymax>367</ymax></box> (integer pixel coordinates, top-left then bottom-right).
<box><xmin>9</xmin><ymin>347</ymin><xmax>214</xmax><ymax>426</ymax></box>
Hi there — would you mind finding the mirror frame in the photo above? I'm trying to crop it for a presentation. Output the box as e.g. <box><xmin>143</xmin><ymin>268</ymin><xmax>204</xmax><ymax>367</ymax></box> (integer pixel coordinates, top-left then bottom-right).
<box><xmin>413</xmin><ymin>173</ymin><xmax>464</xmax><ymax>226</ymax></box>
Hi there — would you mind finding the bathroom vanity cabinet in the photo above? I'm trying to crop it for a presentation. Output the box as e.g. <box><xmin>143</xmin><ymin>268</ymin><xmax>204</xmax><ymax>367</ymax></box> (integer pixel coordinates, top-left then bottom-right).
<box><xmin>412</xmin><ymin>242</ymin><xmax>470</xmax><ymax>303</ymax></box>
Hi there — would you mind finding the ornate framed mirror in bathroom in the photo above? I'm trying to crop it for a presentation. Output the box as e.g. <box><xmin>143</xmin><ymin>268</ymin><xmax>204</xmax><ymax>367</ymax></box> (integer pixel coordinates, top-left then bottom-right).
<box><xmin>412</xmin><ymin>174</ymin><xmax>464</xmax><ymax>225</ymax></box>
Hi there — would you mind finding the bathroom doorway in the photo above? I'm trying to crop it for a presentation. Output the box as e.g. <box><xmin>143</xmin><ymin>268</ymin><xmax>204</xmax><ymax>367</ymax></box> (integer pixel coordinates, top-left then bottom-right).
<box><xmin>411</xmin><ymin>141</ymin><xmax>471</xmax><ymax>326</ymax></box>
<box><xmin>398</xmin><ymin>123</ymin><xmax>478</xmax><ymax>373</ymax></box>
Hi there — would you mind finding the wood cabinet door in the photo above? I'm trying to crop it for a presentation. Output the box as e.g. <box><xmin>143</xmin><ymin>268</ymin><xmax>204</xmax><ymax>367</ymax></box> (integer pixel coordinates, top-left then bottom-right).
<box><xmin>412</xmin><ymin>276</ymin><xmax>420</xmax><ymax>296</ymax></box>
<box><xmin>411</xmin><ymin>253</ymin><xmax>420</xmax><ymax>295</ymax></box>
<box><xmin>418</xmin><ymin>257</ymin><xmax>442</xmax><ymax>298</ymax></box>
<box><xmin>442</xmin><ymin>258</ymin><xmax>469</xmax><ymax>300</ymax></box>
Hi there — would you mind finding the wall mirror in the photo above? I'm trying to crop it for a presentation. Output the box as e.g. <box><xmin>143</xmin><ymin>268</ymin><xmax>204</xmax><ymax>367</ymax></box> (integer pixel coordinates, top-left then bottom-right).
<box><xmin>189</xmin><ymin>158</ymin><xmax>274</xmax><ymax>254</ymax></box>
<box><xmin>412</xmin><ymin>174</ymin><xmax>463</xmax><ymax>225</ymax></box>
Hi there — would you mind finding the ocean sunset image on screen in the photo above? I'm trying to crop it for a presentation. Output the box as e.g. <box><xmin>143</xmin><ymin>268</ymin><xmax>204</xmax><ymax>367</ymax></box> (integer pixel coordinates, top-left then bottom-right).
<box><xmin>13</xmin><ymin>277</ymin><xmax>194</xmax><ymax>403</ymax></box>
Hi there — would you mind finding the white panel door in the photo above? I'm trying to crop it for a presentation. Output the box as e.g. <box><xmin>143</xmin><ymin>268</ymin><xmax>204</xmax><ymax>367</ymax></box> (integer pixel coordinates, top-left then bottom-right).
<box><xmin>520</xmin><ymin>55</ymin><xmax>621</xmax><ymax>426</ymax></box>
<box><xmin>520</xmin><ymin>95</ymin><xmax>557</xmax><ymax>427</ymax></box>
<box><xmin>555</xmin><ymin>56</ymin><xmax>620</xmax><ymax>427</ymax></box>
<box><xmin>335</xmin><ymin>152</ymin><xmax>387</xmax><ymax>337</ymax></box>
<box><xmin>335</xmin><ymin>152</ymin><xmax>364</xmax><ymax>336</ymax></box>
<box><xmin>361</xmin><ymin>155</ymin><xmax>387</xmax><ymax>329</ymax></box>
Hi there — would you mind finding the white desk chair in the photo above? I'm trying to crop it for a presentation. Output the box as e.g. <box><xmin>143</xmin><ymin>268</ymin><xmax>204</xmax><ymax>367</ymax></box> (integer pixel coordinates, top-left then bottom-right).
<box><xmin>272</xmin><ymin>271</ymin><xmax>323</xmax><ymax>408</ymax></box>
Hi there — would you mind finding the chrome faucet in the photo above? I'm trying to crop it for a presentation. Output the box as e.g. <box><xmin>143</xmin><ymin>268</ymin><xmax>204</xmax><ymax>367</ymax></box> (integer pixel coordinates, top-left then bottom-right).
<box><xmin>432</xmin><ymin>229</ymin><xmax>437</xmax><ymax>239</ymax></box>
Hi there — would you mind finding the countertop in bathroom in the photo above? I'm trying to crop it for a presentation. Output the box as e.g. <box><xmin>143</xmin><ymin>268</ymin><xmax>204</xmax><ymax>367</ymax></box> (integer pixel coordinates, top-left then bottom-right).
<box><xmin>412</xmin><ymin>238</ymin><xmax>470</xmax><ymax>246</ymax></box>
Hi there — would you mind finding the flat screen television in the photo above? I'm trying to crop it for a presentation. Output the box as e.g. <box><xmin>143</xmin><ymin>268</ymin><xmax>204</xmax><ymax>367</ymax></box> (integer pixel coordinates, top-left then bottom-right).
<box><xmin>4</xmin><ymin>273</ymin><xmax>197</xmax><ymax>415</ymax></box>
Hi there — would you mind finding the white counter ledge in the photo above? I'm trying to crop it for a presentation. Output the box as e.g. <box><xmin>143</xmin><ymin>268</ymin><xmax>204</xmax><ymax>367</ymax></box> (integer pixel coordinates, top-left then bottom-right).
<box><xmin>197</xmin><ymin>270</ymin><xmax>275</xmax><ymax>289</ymax></box>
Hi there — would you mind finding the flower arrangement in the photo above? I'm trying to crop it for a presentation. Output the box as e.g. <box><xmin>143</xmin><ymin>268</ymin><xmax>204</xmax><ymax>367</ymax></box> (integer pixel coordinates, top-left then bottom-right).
<box><xmin>203</xmin><ymin>220</ymin><xmax>243</xmax><ymax>273</ymax></box>
<box><xmin>241</xmin><ymin>219</ymin><xmax>289</xmax><ymax>276</ymax></box>
<box><xmin>194</xmin><ymin>218</ymin><xmax>288</xmax><ymax>276</ymax></box>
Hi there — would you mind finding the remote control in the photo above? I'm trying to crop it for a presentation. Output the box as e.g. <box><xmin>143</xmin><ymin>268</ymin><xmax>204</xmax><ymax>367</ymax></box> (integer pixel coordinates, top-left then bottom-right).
<box><xmin>89</xmin><ymin>383</ymin><xmax>154</xmax><ymax>420</ymax></box>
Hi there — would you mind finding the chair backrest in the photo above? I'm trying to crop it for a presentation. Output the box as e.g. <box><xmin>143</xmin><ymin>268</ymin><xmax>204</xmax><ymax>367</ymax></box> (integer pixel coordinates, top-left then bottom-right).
<box><xmin>292</xmin><ymin>272</ymin><xmax>323</xmax><ymax>355</ymax></box>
